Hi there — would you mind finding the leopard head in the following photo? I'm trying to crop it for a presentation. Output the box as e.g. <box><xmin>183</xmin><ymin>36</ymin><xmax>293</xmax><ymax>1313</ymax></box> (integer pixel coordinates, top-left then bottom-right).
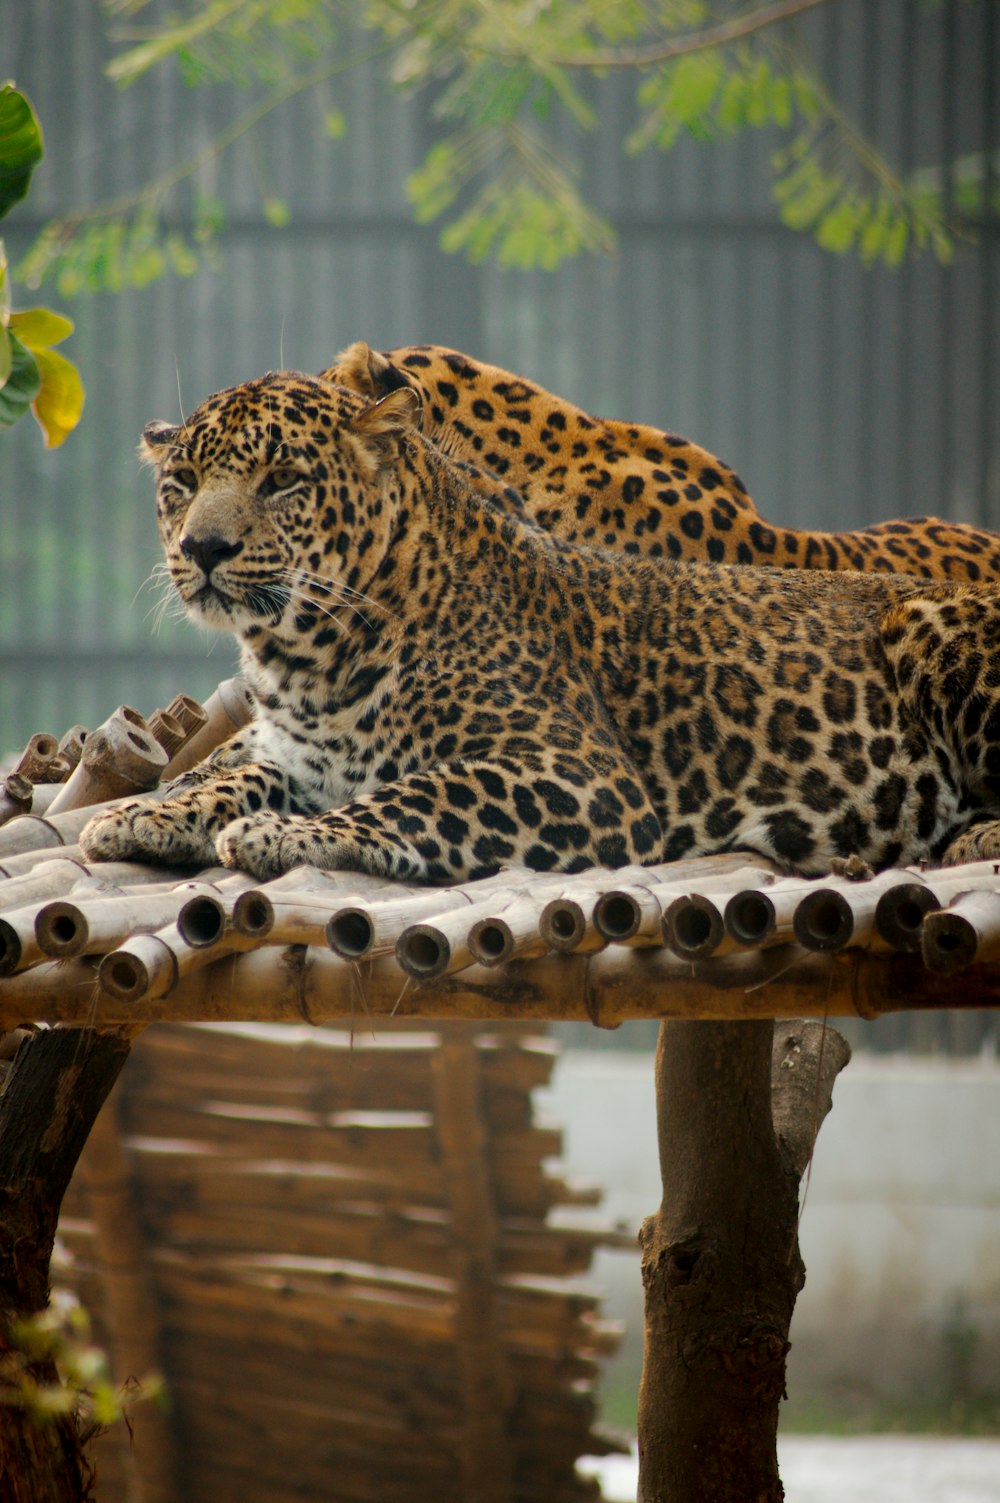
<box><xmin>141</xmin><ymin>372</ymin><xmax>421</xmax><ymax>638</ymax></box>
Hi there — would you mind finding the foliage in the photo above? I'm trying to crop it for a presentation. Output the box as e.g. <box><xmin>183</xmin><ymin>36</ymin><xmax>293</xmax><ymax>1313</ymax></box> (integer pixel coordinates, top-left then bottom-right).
<box><xmin>0</xmin><ymin>85</ymin><xmax>84</xmax><ymax>445</ymax></box>
<box><xmin>17</xmin><ymin>1</ymin><xmax>987</xmax><ymax>290</ymax></box>
<box><xmin>2</xmin><ymin>1295</ymin><xmax>164</xmax><ymax>1436</ymax></box>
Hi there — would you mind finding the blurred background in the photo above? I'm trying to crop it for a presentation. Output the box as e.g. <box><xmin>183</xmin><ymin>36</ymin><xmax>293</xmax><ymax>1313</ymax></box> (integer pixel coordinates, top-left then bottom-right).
<box><xmin>2</xmin><ymin>0</ymin><xmax>999</xmax><ymax>1442</ymax></box>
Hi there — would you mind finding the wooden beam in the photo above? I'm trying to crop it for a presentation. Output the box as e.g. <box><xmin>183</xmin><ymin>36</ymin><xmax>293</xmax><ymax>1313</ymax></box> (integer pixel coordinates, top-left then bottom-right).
<box><xmin>3</xmin><ymin>942</ymin><xmax>1000</xmax><ymax>1029</ymax></box>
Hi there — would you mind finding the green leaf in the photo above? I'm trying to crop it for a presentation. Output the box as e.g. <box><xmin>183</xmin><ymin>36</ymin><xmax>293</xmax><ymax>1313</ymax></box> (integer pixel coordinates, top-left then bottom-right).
<box><xmin>0</xmin><ymin>322</ymin><xmax>11</xmax><ymax>387</ymax></box>
<box><xmin>262</xmin><ymin>195</ymin><xmax>290</xmax><ymax>228</ymax></box>
<box><xmin>0</xmin><ymin>332</ymin><xmax>41</xmax><ymax>430</ymax></box>
<box><xmin>0</xmin><ymin>84</ymin><xmax>44</xmax><ymax>220</ymax></box>
<box><xmin>8</xmin><ymin>306</ymin><xmax>74</xmax><ymax>350</ymax></box>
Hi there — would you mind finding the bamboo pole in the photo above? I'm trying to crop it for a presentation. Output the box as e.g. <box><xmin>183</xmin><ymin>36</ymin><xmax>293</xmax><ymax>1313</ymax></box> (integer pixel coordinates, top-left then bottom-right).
<box><xmin>0</xmin><ymin>774</ymin><xmax>33</xmax><ymax>828</ymax></box>
<box><xmin>7</xmin><ymin>939</ymin><xmax>1000</xmax><ymax>1030</ymax></box>
<box><xmin>12</xmin><ymin>732</ymin><xmax>60</xmax><ymax>783</ymax></box>
<box><xmin>921</xmin><ymin>887</ymin><xmax>1000</xmax><ymax>974</ymax></box>
<box><xmin>162</xmin><ymin>676</ymin><xmax>254</xmax><ymax>778</ymax></box>
<box><xmin>46</xmin><ymin>707</ymin><xmax>168</xmax><ymax>816</ymax></box>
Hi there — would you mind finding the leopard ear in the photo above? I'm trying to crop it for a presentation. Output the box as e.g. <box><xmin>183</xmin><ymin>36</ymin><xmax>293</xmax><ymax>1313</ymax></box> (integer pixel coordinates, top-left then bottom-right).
<box><xmin>139</xmin><ymin>420</ymin><xmax>181</xmax><ymax>465</ymax></box>
<box><xmin>351</xmin><ymin>387</ymin><xmax>422</xmax><ymax>467</ymax></box>
<box><xmin>323</xmin><ymin>342</ymin><xmax>413</xmax><ymax>401</ymax></box>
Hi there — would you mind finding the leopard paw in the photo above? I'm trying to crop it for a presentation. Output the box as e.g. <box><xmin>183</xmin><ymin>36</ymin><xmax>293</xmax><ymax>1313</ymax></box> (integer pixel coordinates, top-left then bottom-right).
<box><xmin>216</xmin><ymin>812</ymin><xmax>302</xmax><ymax>879</ymax></box>
<box><xmin>940</xmin><ymin>819</ymin><xmax>1000</xmax><ymax>867</ymax></box>
<box><xmin>80</xmin><ymin>799</ymin><xmax>217</xmax><ymax>867</ymax></box>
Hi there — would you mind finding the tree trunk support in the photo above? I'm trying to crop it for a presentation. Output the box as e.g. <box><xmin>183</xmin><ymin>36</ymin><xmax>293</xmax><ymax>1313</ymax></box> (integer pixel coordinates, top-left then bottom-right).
<box><xmin>637</xmin><ymin>1018</ymin><xmax>850</xmax><ymax>1503</ymax></box>
<box><xmin>0</xmin><ymin>1026</ymin><xmax>134</xmax><ymax>1503</ymax></box>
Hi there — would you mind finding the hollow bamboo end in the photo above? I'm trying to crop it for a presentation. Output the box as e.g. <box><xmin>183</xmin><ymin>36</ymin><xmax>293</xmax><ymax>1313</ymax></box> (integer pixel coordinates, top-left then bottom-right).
<box><xmin>98</xmin><ymin>951</ymin><xmax>149</xmax><ymax>1004</ymax></box>
<box><xmin>874</xmin><ymin>883</ymin><xmax>940</xmax><ymax>951</ymax></box>
<box><xmin>327</xmin><ymin>907</ymin><xmax>375</xmax><ymax>959</ymax></box>
<box><xmin>724</xmin><ymin>889</ymin><xmax>776</xmax><ymax>946</ymax></box>
<box><xmin>920</xmin><ymin>910</ymin><xmax>978</xmax><ymax>976</ymax></box>
<box><xmin>0</xmin><ymin>919</ymin><xmax>22</xmax><ymax>977</ymax></box>
<box><xmin>539</xmin><ymin>899</ymin><xmax>585</xmax><ymax>952</ymax></box>
<box><xmin>593</xmin><ymin>891</ymin><xmax>640</xmax><ymax>942</ymax></box>
<box><xmin>176</xmin><ymin>895</ymin><xmax>226</xmax><ymax>948</ymax></box>
<box><xmin>395</xmin><ymin>923</ymin><xmax>450</xmax><ymax>980</ymax></box>
<box><xmin>231</xmin><ymin>890</ymin><xmax>274</xmax><ymax>939</ymax></box>
<box><xmin>793</xmin><ymin>889</ymin><xmax>854</xmax><ymax>952</ymax></box>
<box><xmin>35</xmin><ymin>901</ymin><xmax>88</xmax><ymax>959</ymax></box>
<box><xmin>468</xmin><ymin>916</ymin><xmax>513</xmax><ymax>968</ymax></box>
<box><xmin>663</xmin><ymin>894</ymin><xmax>724</xmax><ymax>959</ymax></box>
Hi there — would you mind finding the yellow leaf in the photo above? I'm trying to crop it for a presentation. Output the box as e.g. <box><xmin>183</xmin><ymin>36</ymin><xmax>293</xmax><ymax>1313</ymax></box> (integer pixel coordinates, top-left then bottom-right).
<box><xmin>8</xmin><ymin>306</ymin><xmax>74</xmax><ymax>350</ymax></box>
<box><xmin>31</xmin><ymin>346</ymin><xmax>84</xmax><ymax>447</ymax></box>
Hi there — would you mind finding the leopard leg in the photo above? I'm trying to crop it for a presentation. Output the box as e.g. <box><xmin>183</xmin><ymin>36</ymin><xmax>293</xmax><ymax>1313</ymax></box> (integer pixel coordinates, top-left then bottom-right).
<box><xmin>216</xmin><ymin>759</ymin><xmax>664</xmax><ymax>882</ymax></box>
<box><xmin>80</xmin><ymin>753</ymin><xmax>297</xmax><ymax>867</ymax></box>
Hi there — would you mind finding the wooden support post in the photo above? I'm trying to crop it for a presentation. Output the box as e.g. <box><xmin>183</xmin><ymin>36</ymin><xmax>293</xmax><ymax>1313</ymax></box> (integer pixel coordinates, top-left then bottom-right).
<box><xmin>0</xmin><ymin>1026</ymin><xmax>133</xmax><ymax>1503</ymax></box>
<box><xmin>431</xmin><ymin>1027</ymin><xmax>514</xmax><ymax>1503</ymax></box>
<box><xmin>637</xmin><ymin>1019</ymin><xmax>850</xmax><ymax>1503</ymax></box>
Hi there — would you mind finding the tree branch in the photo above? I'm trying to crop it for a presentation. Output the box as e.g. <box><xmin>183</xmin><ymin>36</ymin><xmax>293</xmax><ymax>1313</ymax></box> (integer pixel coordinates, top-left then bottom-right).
<box><xmin>527</xmin><ymin>0</ymin><xmax>840</xmax><ymax>72</ymax></box>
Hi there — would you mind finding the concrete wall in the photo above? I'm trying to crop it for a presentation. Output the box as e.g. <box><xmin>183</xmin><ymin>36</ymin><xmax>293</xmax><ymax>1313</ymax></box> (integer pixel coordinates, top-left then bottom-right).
<box><xmin>538</xmin><ymin>1048</ymin><xmax>1000</xmax><ymax>1419</ymax></box>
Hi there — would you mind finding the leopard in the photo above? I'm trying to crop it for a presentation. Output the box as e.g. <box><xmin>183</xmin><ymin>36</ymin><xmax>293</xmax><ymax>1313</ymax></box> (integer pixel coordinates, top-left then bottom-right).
<box><xmin>323</xmin><ymin>341</ymin><xmax>1000</xmax><ymax>583</ymax></box>
<box><xmin>80</xmin><ymin>369</ymin><xmax>1000</xmax><ymax>885</ymax></box>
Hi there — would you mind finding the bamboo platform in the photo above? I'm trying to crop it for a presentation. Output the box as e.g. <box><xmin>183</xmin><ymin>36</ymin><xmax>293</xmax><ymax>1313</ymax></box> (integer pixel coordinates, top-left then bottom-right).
<box><xmin>4</xmin><ymin>692</ymin><xmax>1000</xmax><ymax>1502</ymax></box>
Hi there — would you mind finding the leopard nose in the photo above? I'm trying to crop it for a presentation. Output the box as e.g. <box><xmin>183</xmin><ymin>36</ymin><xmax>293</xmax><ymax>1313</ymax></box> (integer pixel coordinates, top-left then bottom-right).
<box><xmin>180</xmin><ymin>534</ymin><xmax>243</xmax><ymax>575</ymax></box>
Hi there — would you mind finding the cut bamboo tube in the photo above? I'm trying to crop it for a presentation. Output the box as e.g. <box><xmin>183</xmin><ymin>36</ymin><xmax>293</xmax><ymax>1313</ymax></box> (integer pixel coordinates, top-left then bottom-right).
<box><xmin>396</xmin><ymin>890</ymin><xmax>521</xmax><ymax>979</ymax></box>
<box><xmin>13</xmin><ymin>732</ymin><xmax>60</xmax><ymax>783</ymax></box>
<box><xmin>326</xmin><ymin>870</ymin><xmax>543</xmax><ymax>959</ymax></box>
<box><xmin>592</xmin><ymin>862</ymin><xmax>780</xmax><ymax>946</ymax></box>
<box><xmin>0</xmin><ymin>789</ymin><xmax>169</xmax><ymax>863</ymax></box>
<box><xmin>162</xmin><ymin>676</ymin><xmax>255</xmax><ymax>778</ymax></box>
<box><xmin>98</xmin><ymin>885</ymin><xmax>263</xmax><ymax>1003</ymax></box>
<box><xmin>34</xmin><ymin>880</ymin><xmax>239</xmax><ymax>961</ymax></box>
<box><xmin>47</xmin><ymin>705</ymin><xmax>168</xmax><ymax>815</ymax></box>
<box><xmin>145</xmin><ymin>707</ymin><xmax>187</xmax><ymax>759</ymax></box>
<box><xmin>57</xmin><ymin>724</ymin><xmax>88</xmax><ymax>772</ymax></box>
<box><xmin>0</xmin><ymin>774</ymin><xmax>33</xmax><ymax>828</ymax></box>
<box><xmin>921</xmin><ymin>888</ymin><xmax>1000</xmax><ymax>975</ymax></box>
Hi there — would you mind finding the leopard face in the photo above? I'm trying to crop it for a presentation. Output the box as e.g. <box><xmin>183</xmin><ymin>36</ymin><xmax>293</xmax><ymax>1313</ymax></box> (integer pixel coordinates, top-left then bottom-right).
<box><xmin>81</xmin><ymin>367</ymin><xmax>1000</xmax><ymax>883</ymax></box>
<box><xmin>323</xmin><ymin>342</ymin><xmax>1000</xmax><ymax>583</ymax></box>
<box><xmin>143</xmin><ymin>375</ymin><xmax>420</xmax><ymax>642</ymax></box>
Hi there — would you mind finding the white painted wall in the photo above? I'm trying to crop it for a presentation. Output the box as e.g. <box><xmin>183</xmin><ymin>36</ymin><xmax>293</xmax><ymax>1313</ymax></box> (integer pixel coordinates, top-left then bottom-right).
<box><xmin>537</xmin><ymin>1050</ymin><xmax>1000</xmax><ymax>1410</ymax></box>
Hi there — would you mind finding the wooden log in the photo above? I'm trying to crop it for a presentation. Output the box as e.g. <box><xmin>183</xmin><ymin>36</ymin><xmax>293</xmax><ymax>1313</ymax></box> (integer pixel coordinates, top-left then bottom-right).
<box><xmin>0</xmin><ymin>1026</ymin><xmax>134</xmax><ymax>1503</ymax></box>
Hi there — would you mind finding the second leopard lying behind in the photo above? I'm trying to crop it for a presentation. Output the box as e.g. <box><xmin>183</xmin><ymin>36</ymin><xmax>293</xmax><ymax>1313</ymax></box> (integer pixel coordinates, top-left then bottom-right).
<box><xmin>81</xmin><ymin>371</ymin><xmax>1000</xmax><ymax>883</ymax></box>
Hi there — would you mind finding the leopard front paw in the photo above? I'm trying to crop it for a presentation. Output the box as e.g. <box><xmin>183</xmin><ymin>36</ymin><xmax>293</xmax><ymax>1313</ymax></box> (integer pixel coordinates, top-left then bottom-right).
<box><xmin>216</xmin><ymin>812</ymin><xmax>302</xmax><ymax>879</ymax></box>
<box><xmin>217</xmin><ymin>812</ymin><xmax>367</xmax><ymax>880</ymax></box>
<box><xmin>80</xmin><ymin>799</ymin><xmax>218</xmax><ymax>867</ymax></box>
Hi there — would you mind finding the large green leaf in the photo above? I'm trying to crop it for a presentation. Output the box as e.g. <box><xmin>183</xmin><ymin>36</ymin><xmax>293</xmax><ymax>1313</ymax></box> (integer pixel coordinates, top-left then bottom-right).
<box><xmin>0</xmin><ymin>85</ymin><xmax>44</xmax><ymax>220</ymax></box>
<box><xmin>0</xmin><ymin>332</ymin><xmax>41</xmax><ymax>430</ymax></box>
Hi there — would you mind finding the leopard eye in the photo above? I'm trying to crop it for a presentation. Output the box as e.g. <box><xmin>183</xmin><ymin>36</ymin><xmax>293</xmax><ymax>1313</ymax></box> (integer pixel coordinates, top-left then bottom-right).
<box><xmin>172</xmin><ymin>467</ymin><xmax>198</xmax><ymax>491</ymax></box>
<box><xmin>259</xmin><ymin>466</ymin><xmax>301</xmax><ymax>498</ymax></box>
